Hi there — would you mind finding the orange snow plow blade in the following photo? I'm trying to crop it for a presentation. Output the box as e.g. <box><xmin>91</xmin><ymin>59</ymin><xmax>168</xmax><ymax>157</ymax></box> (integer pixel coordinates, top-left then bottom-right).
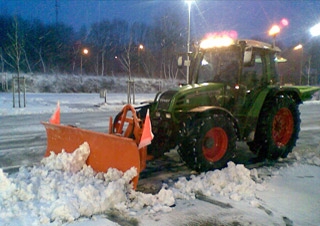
<box><xmin>42</xmin><ymin>122</ymin><xmax>141</xmax><ymax>187</ymax></box>
<box><xmin>42</xmin><ymin>104</ymin><xmax>152</xmax><ymax>189</ymax></box>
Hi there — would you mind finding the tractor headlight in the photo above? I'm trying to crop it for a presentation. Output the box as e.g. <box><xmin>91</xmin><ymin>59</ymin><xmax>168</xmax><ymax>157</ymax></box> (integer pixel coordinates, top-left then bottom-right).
<box><xmin>165</xmin><ymin>113</ymin><xmax>171</xmax><ymax>119</ymax></box>
<box><xmin>155</xmin><ymin>112</ymin><xmax>161</xmax><ymax>117</ymax></box>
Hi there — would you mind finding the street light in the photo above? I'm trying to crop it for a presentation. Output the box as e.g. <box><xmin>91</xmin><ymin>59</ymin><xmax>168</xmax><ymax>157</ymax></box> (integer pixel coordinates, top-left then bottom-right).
<box><xmin>81</xmin><ymin>48</ymin><xmax>89</xmax><ymax>75</ymax></box>
<box><xmin>310</xmin><ymin>22</ymin><xmax>320</xmax><ymax>37</ymax></box>
<box><xmin>83</xmin><ymin>48</ymin><xmax>89</xmax><ymax>55</ymax></box>
<box><xmin>293</xmin><ymin>44</ymin><xmax>302</xmax><ymax>51</ymax></box>
<box><xmin>138</xmin><ymin>44</ymin><xmax>144</xmax><ymax>75</ymax></box>
<box><xmin>268</xmin><ymin>25</ymin><xmax>280</xmax><ymax>47</ymax></box>
<box><xmin>186</xmin><ymin>0</ymin><xmax>194</xmax><ymax>84</ymax></box>
<box><xmin>293</xmin><ymin>44</ymin><xmax>313</xmax><ymax>86</ymax></box>
<box><xmin>293</xmin><ymin>44</ymin><xmax>303</xmax><ymax>85</ymax></box>
<box><xmin>308</xmin><ymin>22</ymin><xmax>320</xmax><ymax>85</ymax></box>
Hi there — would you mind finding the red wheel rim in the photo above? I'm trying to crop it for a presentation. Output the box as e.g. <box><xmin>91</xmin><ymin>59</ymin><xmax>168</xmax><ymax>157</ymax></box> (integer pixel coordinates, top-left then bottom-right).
<box><xmin>272</xmin><ymin>108</ymin><xmax>294</xmax><ymax>147</ymax></box>
<box><xmin>202</xmin><ymin>127</ymin><xmax>228</xmax><ymax>162</ymax></box>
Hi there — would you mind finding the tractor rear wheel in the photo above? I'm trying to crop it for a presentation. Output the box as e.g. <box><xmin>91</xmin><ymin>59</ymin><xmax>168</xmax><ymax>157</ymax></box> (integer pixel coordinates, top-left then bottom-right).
<box><xmin>178</xmin><ymin>114</ymin><xmax>236</xmax><ymax>172</ymax></box>
<box><xmin>248</xmin><ymin>94</ymin><xmax>300</xmax><ymax>160</ymax></box>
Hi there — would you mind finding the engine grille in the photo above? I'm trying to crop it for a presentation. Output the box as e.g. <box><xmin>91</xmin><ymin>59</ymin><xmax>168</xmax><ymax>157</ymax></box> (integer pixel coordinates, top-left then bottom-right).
<box><xmin>157</xmin><ymin>90</ymin><xmax>177</xmax><ymax>109</ymax></box>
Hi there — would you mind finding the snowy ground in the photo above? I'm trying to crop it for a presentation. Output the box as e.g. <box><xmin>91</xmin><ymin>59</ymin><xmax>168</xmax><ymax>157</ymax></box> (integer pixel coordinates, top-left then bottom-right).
<box><xmin>1</xmin><ymin>92</ymin><xmax>320</xmax><ymax>226</ymax></box>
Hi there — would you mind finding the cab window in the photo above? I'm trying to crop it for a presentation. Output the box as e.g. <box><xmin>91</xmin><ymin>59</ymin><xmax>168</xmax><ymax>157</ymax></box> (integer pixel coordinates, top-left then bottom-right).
<box><xmin>241</xmin><ymin>51</ymin><xmax>264</xmax><ymax>89</ymax></box>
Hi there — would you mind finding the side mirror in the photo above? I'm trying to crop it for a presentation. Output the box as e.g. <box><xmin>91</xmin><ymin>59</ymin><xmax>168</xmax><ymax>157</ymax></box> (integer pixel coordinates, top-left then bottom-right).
<box><xmin>177</xmin><ymin>53</ymin><xmax>190</xmax><ymax>69</ymax></box>
<box><xmin>275</xmin><ymin>55</ymin><xmax>287</xmax><ymax>63</ymax></box>
<box><xmin>177</xmin><ymin>55</ymin><xmax>183</xmax><ymax>68</ymax></box>
<box><xmin>243</xmin><ymin>47</ymin><xmax>255</xmax><ymax>67</ymax></box>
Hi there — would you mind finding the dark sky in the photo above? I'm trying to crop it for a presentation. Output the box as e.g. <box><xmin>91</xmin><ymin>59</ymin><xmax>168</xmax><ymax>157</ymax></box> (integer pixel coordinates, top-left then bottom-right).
<box><xmin>1</xmin><ymin>0</ymin><xmax>320</xmax><ymax>46</ymax></box>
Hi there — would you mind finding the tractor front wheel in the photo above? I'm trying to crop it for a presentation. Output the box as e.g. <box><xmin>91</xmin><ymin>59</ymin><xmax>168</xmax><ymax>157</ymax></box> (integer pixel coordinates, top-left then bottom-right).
<box><xmin>178</xmin><ymin>114</ymin><xmax>236</xmax><ymax>172</ymax></box>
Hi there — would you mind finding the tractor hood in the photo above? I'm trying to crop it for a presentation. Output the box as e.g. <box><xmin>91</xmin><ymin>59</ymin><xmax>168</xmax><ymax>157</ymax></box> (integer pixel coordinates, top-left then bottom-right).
<box><xmin>156</xmin><ymin>82</ymin><xmax>227</xmax><ymax>113</ymax></box>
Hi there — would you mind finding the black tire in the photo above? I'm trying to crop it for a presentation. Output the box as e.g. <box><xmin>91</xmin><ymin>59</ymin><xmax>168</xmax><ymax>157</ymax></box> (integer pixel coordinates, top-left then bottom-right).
<box><xmin>147</xmin><ymin>132</ymin><xmax>170</xmax><ymax>158</ymax></box>
<box><xmin>147</xmin><ymin>119</ymin><xmax>176</xmax><ymax>158</ymax></box>
<box><xmin>178</xmin><ymin>114</ymin><xmax>236</xmax><ymax>172</ymax></box>
<box><xmin>248</xmin><ymin>94</ymin><xmax>300</xmax><ymax>160</ymax></box>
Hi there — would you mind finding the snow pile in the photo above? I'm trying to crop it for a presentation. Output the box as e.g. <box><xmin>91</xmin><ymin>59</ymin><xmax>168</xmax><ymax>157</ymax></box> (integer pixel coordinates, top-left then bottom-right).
<box><xmin>2</xmin><ymin>128</ymin><xmax>319</xmax><ymax>225</ymax></box>
<box><xmin>172</xmin><ymin>162</ymin><xmax>264</xmax><ymax>202</ymax></box>
<box><xmin>0</xmin><ymin>143</ymin><xmax>175</xmax><ymax>225</ymax></box>
<box><xmin>0</xmin><ymin>142</ymin><xmax>266</xmax><ymax>225</ymax></box>
<box><xmin>1</xmin><ymin>143</ymin><xmax>319</xmax><ymax>225</ymax></box>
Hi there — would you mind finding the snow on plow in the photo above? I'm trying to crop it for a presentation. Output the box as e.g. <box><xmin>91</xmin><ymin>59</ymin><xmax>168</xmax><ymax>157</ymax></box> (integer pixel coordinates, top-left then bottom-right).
<box><xmin>42</xmin><ymin>104</ymin><xmax>153</xmax><ymax>189</ymax></box>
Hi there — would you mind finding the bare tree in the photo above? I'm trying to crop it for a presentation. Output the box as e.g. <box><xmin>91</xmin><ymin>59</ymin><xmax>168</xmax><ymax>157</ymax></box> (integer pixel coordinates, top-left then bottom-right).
<box><xmin>87</xmin><ymin>20</ymin><xmax>113</xmax><ymax>76</ymax></box>
<box><xmin>38</xmin><ymin>46</ymin><xmax>46</xmax><ymax>73</ymax></box>
<box><xmin>0</xmin><ymin>48</ymin><xmax>4</xmax><ymax>73</ymax></box>
<box><xmin>141</xmin><ymin>47</ymin><xmax>156</xmax><ymax>78</ymax></box>
<box><xmin>153</xmin><ymin>10</ymin><xmax>185</xmax><ymax>80</ymax></box>
<box><xmin>100</xmin><ymin>36</ymin><xmax>109</xmax><ymax>76</ymax></box>
<box><xmin>6</xmin><ymin>16</ymin><xmax>24</xmax><ymax>107</ymax></box>
<box><xmin>22</xmin><ymin>48</ymin><xmax>32</xmax><ymax>74</ymax></box>
<box><xmin>119</xmin><ymin>36</ymin><xmax>133</xmax><ymax>79</ymax></box>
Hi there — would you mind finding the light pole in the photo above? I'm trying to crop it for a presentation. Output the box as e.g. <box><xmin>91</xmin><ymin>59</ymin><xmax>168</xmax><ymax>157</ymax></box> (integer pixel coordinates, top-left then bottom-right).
<box><xmin>307</xmin><ymin>56</ymin><xmax>311</xmax><ymax>86</ymax></box>
<box><xmin>293</xmin><ymin>44</ymin><xmax>303</xmax><ymax>85</ymax></box>
<box><xmin>309</xmin><ymin>22</ymin><xmax>320</xmax><ymax>85</ymax></box>
<box><xmin>80</xmin><ymin>48</ymin><xmax>89</xmax><ymax>76</ymax></box>
<box><xmin>138</xmin><ymin>44</ymin><xmax>144</xmax><ymax>75</ymax></box>
<box><xmin>186</xmin><ymin>0</ymin><xmax>193</xmax><ymax>84</ymax></box>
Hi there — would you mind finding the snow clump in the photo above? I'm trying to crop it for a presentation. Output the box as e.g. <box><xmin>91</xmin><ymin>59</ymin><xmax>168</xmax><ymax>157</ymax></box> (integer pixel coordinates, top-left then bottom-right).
<box><xmin>0</xmin><ymin>169</ymin><xmax>16</xmax><ymax>202</ymax></box>
<box><xmin>41</xmin><ymin>142</ymin><xmax>91</xmax><ymax>173</ymax></box>
<box><xmin>172</xmin><ymin>162</ymin><xmax>265</xmax><ymax>202</ymax></box>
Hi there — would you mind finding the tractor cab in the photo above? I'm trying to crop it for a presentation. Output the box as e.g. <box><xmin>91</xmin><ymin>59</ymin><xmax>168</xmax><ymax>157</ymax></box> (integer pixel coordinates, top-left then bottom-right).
<box><xmin>178</xmin><ymin>36</ymin><xmax>283</xmax><ymax>119</ymax></box>
<box><xmin>192</xmin><ymin>37</ymin><xmax>281</xmax><ymax>87</ymax></box>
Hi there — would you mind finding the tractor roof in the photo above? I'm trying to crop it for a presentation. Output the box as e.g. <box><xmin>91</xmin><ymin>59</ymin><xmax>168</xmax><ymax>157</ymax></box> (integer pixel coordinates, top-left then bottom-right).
<box><xmin>199</xmin><ymin>36</ymin><xmax>281</xmax><ymax>53</ymax></box>
<box><xmin>237</xmin><ymin>39</ymin><xmax>281</xmax><ymax>52</ymax></box>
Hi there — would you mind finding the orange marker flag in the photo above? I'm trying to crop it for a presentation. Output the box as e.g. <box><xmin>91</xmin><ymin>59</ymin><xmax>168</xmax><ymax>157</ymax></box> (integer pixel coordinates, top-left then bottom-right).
<box><xmin>49</xmin><ymin>101</ymin><xmax>60</xmax><ymax>124</ymax></box>
<box><xmin>138</xmin><ymin>109</ymin><xmax>154</xmax><ymax>149</ymax></box>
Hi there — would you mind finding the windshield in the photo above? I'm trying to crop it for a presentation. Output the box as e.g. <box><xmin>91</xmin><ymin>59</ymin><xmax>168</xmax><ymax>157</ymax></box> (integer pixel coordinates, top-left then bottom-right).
<box><xmin>198</xmin><ymin>47</ymin><xmax>241</xmax><ymax>84</ymax></box>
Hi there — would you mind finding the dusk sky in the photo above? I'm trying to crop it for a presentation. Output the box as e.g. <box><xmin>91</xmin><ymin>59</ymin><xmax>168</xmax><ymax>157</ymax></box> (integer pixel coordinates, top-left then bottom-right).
<box><xmin>1</xmin><ymin>0</ymin><xmax>320</xmax><ymax>47</ymax></box>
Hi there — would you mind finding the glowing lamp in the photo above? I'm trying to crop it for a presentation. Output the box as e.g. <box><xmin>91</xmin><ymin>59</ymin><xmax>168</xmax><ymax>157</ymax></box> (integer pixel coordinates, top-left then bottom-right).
<box><xmin>83</xmin><ymin>48</ymin><xmax>89</xmax><ymax>55</ymax></box>
<box><xmin>269</xmin><ymin>25</ymin><xmax>280</xmax><ymax>36</ymax></box>
<box><xmin>310</xmin><ymin>23</ymin><xmax>320</xmax><ymax>37</ymax></box>
<box><xmin>281</xmin><ymin>18</ymin><xmax>289</xmax><ymax>27</ymax></box>
<box><xmin>200</xmin><ymin>36</ymin><xmax>234</xmax><ymax>49</ymax></box>
<box><xmin>293</xmin><ymin>44</ymin><xmax>302</xmax><ymax>50</ymax></box>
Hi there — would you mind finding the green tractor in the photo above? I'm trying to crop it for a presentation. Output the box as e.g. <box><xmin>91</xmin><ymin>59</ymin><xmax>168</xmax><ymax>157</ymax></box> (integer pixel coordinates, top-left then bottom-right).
<box><xmin>146</xmin><ymin>37</ymin><xmax>319</xmax><ymax>172</ymax></box>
